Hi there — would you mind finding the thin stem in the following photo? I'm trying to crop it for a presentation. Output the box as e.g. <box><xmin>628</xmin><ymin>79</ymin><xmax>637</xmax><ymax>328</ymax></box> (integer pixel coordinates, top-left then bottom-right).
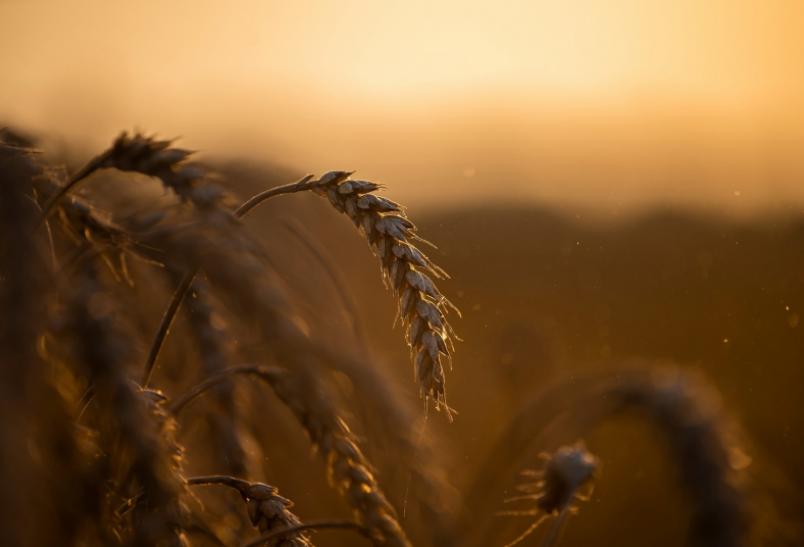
<box><xmin>502</xmin><ymin>514</ymin><xmax>550</xmax><ymax>547</ymax></box>
<box><xmin>540</xmin><ymin>508</ymin><xmax>570</xmax><ymax>547</ymax></box>
<box><xmin>233</xmin><ymin>174</ymin><xmax>315</xmax><ymax>217</ymax></box>
<box><xmin>142</xmin><ymin>269</ymin><xmax>197</xmax><ymax>386</ymax></box>
<box><xmin>29</xmin><ymin>190</ymin><xmax>59</xmax><ymax>268</ymax></box>
<box><xmin>76</xmin><ymin>383</ymin><xmax>95</xmax><ymax>420</ymax></box>
<box><xmin>187</xmin><ymin>474</ymin><xmax>251</xmax><ymax>492</ymax></box>
<box><xmin>117</xmin><ymin>474</ymin><xmax>253</xmax><ymax>516</ymax></box>
<box><xmin>40</xmin><ymin>155</ymin><xmax>106</xmax><ymax>220</ymax></box>
<box><xmin>241</xmin><ymin>520</ymin><xmax>370</xmax><ymax>547</ymax></box>
<box><xmin>141</xmin><ymin>174</ymin><xmax>315</xmax><ymax>385</ymax></box>
<box><xmin>169</xmin><ymin>365</ymin><xmax>281</xmax><ymax>415</ymax></box>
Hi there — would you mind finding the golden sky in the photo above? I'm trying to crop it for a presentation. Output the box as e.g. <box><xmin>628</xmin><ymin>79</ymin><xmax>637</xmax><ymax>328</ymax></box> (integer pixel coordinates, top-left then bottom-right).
<box><xmin>1</xmin><ymin>0</ymin><xmax>803</xmax><ymax>214</ymax></box>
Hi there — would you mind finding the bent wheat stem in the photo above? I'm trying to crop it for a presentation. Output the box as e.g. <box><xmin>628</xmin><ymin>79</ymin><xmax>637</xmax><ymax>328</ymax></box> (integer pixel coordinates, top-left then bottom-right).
<box><xmin>142</xmin><ymin>174</ymin><xmax>316</xmax><ymax>385</ymax></box>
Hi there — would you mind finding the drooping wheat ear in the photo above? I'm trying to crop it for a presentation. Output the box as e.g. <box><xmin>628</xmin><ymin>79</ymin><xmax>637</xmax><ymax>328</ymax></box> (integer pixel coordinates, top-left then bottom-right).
<box><xmin>311</xmin><ymin>171</ymin><xmax>459</xmax><ymax>417</ymax></box>
<box><xmin>607</xmin><ymin>368</ymin><xmax>750</xmax><ymax>547</ymax></box>
<box><xmin>187</xmin><ymin>476</ymin><xmax>313</xmax><ymax>547</ymax></box>
<box><xmin>170</xmin><ymin>365</ymin><xmax>412</xmax><ymax>547</ymax></box>
<box><xmin>43</xmin><ymin>131</ymin><xmax>225</xmax><ymax>218</ymax></box>
<box><xmin>66</xmin><ymin>267</ymin><xmax>190</xmax><ymax>547</ymax></box>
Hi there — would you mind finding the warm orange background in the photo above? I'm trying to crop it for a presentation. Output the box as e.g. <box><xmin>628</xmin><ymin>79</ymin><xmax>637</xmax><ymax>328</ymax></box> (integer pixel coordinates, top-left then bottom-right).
<box><xmin>2</xmin><ymin>0</ymin><xmax>803</xmax><ymax>214</ymax></box>
<box><xmin>2</xmin><ymin>3</ymin><xmax>804</xmax><ymax>545</ymax></box>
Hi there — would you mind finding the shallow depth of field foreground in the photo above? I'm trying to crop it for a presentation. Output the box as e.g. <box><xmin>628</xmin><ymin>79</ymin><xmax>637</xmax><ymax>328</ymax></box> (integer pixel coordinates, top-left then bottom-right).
<box><xmin>2</xmin><ymin>2</ymin><xmax>804</xmax><ymax>546</ymax></box>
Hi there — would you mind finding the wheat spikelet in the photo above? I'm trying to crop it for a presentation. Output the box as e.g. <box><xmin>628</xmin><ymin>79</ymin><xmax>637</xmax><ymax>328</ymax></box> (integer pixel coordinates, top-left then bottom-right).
<box><xmin>311</xmin><ymin>171</ymin><xmax>458</xmax><ymax>417</ymax></box>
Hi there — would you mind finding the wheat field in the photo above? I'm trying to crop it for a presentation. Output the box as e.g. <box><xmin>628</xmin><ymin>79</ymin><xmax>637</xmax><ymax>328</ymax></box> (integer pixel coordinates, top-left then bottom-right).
<box><xmin>1</xmin><ymin>125</ymin><xmax>801</xmax><ymax>547</ymax></box>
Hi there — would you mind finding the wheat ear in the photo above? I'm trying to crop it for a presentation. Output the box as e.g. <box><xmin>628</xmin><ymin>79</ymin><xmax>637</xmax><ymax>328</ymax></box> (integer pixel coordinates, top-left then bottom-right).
<box><xmin>187</xmin><ymin>476</ymin><xmax>313</xmax><ymax>547</ymax></box>
<box><xmin>311</xmin><ymin>171</ymin><xmax>459</xmax><ymax>417</ymax></box>
<box><xmin>500</xmin><ymin>443</ymin><xmax>598</xmax><ymax>547</ymax></box>
<box><xmin>42</xmin><ymin>131</ymin><xmax>224</xmax><ymax>217</ymax></box>
<box><xmin>171</xmin><ymin>365</ymin><xmax>412</xmax><ymax>547</ymax></box>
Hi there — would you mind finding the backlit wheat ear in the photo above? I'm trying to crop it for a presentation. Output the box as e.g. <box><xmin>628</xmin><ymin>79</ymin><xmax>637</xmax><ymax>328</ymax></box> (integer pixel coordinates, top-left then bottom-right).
<box><xmin>187</xmin><ymin>476</ymin><xmax>313</xmax><ymax>547</ymax></box>
<box><xmin>312</xmin><ymin>171</ymin><xmax>459</xmax><ymax>418</ymax></box>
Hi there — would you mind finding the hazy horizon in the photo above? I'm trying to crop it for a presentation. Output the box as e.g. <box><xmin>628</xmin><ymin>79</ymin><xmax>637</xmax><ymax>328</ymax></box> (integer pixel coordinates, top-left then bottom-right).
<box><xmin>2</xmin><ymin>0</ymin><xmax>803</xmax><ymax>215</ymax></box>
